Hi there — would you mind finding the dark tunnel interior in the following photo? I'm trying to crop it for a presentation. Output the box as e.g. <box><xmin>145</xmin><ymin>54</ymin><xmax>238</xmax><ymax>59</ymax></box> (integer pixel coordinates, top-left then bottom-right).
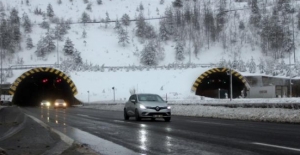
<box><xmin>12</xmin><ymin>72</ymin><xmax>74</xmax><ymax>107</ymax></box>
<box><xmin>196</xmin><ymin>72</ymin><xmax>246</xmax><ymax>99</ymax></box>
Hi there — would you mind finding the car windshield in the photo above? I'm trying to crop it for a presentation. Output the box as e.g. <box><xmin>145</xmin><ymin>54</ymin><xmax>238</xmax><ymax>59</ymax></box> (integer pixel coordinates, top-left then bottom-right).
<box><xmin>138</xmin><ymin>94</ymin><xmax>164</xmax><ymax>102</ymax></box>
<box><xmin>55</xmin><ymin>99</ymin><xmax>64</xmax><ymax>103</ymax></box>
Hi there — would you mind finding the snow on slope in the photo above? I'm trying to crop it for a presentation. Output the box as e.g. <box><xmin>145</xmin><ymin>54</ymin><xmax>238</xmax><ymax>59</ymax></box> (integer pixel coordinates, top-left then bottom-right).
<box><xmin>1</xmin><ymin>0</ymin><xmax>266</xmax><ymax>69</ymax></box>
<box><xmin>2</xmin><ymin>0</ymin><xmax>300</xmax><ymax>103</ymax></box>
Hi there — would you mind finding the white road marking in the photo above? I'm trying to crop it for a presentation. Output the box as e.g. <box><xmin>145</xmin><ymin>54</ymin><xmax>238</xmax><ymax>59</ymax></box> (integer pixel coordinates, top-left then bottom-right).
<box><xmin>188</xmin><ymin>120</ymin><xmax>231</xmax><ymax>126</ymax></box>
<box><xmin>76</xmin><ymin>114</ymin><xmax>89</xmax><ymax>117</ymax></box>
<box><xmin>76</xmin><ymin>114</ymin><xmax>102</xmax><ymax>120</ymax></box>
<box><xmin>252</xmin><ymin>142</ymin><xmax>300</xmax><ymax>152</ymax></box>
<box><xmin>113</xmin><ymin>120</ymin><xmax>136</xmax><ymax>124</ymax></box>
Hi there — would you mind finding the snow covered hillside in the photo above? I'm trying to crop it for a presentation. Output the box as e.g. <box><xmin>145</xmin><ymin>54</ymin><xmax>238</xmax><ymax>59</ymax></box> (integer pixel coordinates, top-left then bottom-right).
<box><xmin>2</xmin><ymin>0</ymin><xmax>300</xmax><ymax>102</ymax></box>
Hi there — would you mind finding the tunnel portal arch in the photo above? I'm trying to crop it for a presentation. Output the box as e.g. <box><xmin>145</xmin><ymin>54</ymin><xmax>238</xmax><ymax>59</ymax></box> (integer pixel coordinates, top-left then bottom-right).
<box><xmin>192</xmin><ymin>68</ymin><xmax>250</xmax><ymax>98</ymax></box>
<box><xmin>9</xmin><ymin>67</ymin><xmax>78</xmax><ymax>106</ymax></box>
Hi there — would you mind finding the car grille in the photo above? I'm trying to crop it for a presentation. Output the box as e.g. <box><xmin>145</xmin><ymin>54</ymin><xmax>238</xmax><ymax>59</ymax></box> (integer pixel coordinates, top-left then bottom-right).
<box><xmin>146</xmin><ymin>106</ymin><xmax>167</xmax><ymax>111</ymax></box>
<box><xmin>142</xmin><ymin>112</ymin><xmax>171</xmax><ymax>116</ymax></box>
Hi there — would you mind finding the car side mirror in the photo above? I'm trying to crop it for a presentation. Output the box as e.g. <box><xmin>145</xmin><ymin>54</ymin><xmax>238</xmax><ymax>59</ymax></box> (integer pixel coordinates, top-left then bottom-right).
<box><xmin>131</xmin><ymin>99</ymin><xmax>136</xmax><ymax>104</ymax></box>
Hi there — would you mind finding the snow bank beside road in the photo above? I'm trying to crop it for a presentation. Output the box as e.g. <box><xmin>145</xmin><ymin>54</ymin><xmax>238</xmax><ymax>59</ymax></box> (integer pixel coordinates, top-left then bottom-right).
<box><xmin>80</xmin><ymin>104</ymin><xmax>300</xmax><ymax>123</ymax></box>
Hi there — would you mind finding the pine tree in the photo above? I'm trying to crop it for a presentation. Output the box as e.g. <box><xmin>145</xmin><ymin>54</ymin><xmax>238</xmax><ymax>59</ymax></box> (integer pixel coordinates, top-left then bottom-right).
<box><xmin>44</xmin><ymin>31</ymin><xmax>56</xmax><ymax>53</ymax></box>
<box><xmin>81</xmin><ymin>11</ymin><xmax>91</xmax><ymax>24</ymax></box>
<box><xmin>73</xmin><ymin>50</ymin><xmax>83</xmax><ymax>64</ymax></box>
<box><xmin>164</xmin><ymin>7</ymin><xmax>175</xmax><ymax>36</ymax></box>
<box><xmin>82</xmin><ymin>29</ymin><xmax>87</xmax><ymax>38</ymax></box>
<box><xmin>86</xmin><ymin>3</ymin><xmax>92</xmax><ymax>12</ymax></box>
<box><xmin>97</xmin><ymin>0</ymin><xmax>102</xmax><ymax>5</ymax></box>
<box><xmin>160</xmin><ymin>0</ymin><xmax>164</xmax><ymax>5</ymax></box>
<box><xmin>172</xmin><ymin>0</ymin><xmax>183</xmax><ymax>8</ymax></box>
<box><xmin>249</xmin><ymin>0</ymin><xmax>261</xmax><ymax>28</ymax></box>
<box><xmin>216</xmin><ymin>0</ymin><xmax>226</xmax><ymax>38</ymax></box>
<box><xmin>159</xmin><ymin>19</ymin><xmax>170</xmax><ymax>41</ymax></box>
<box><xmin>114</xmin><ymin>19</ymin><xmax>121</xmax><ymax>32</ymax></box>
<box><xmin>35</xmin><ymin>37</ymin><xmax>47</xmax><ymax>57</ymax></box>
<box><xmin>10</xmin><ymin>8</ymin><xmax>20</xmax><ymax>26</ymax></box>
<box><xmin>239</xmin><ymin>21</ymin><xmax>245</xmax><ymax>30</ymax></box>
<box><xmin>297</xmin><ymin>10</ymin><xmax>300</xmax><ymax>30</ymax></box>
<box><xmin>40</xmin><ymin>16</ymin><xmax>50</xmax><ymax>29</ymax></box>
<box><xmin>47</xmin><ymin>3</ymin><xmax>55</xmax><ymax>18</ymax></box>
<box><xmin>26</xmin><ymin>0</ymin><xmax>29</xmax><ymax>6</ymax></box>
<box><xmin>105</xmin><ymin>12</ymin><xmax>110</xmax><ymax>28</ymax></box>
<box><xmin>118</xmin><ymin>26</ymin><xmax>129</xmax><ymax>47</ymax></box>
<box><xmin>144</xmin><ymin>24</ymin><xmax>156</xmax><ymax>39</ymax></box>
<box><xmin>136</xmin><ymin>12</ymin><xmax>146</xmax><ymax>38</ymax></box>
<box><xmin>22</xmin><ymin>13</ymin><xmax>32</xmax><ymax>33</ymax></box>
<box><xmin>121</xmin><ymin>13</ymin><xmax>130</xmax><ymax>26</ymax></box>
<box><xmin>57</xmin><ymin>0</ymin><xmax>62</xmax><ymax>5</ymax></box>
<box><xmin>175</xmin><ymin>41</ymin><xmax>185</xmax><ymax>61</ymax></box>
<box><xmin>249</xmin><ymin>57</ymin><xmax>256</xmax><ymax>73</ymax></box>
<box><xmin>26</xmin><ymin>36</ymin><xmax>34</xmax><ymax>49</ymax></box>
<box><xmin>83</xmin><ymin>0</ymin><xmax>89</xmax><ymax>4</ymax></box>
<box><xmin>140</xmin><ymin>41</ymin><xmax>159</xmax><ymax>66</ymax></box>
<box><xmin>63</xmin><ymin>38</ymin><xmax>74</xmax><ymax>55</ymax></box>
<box><xmin>0</xmin><ymin>19</ymin><xmax>13</xmax><ymax>51</ymax></box>
<box><xmin>139</xmin><ymin>3</ymin><xmax>144</xmax><ymax>11</ymax></box>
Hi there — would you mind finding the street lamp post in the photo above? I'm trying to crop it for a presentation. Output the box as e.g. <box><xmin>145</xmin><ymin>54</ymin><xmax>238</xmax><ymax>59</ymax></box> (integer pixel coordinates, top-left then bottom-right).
<box><xmin>112</xmin><ymin>87</ymin><xmax>115</xmax><ymax>102</ymax></box>
<box><xmin>87</xmin><ymin>91</ymin><xmax>89</xmax><ymax>104</ymax></box>
<box><xmin>227</xmin><ymin>67</ymin><xmax>233</xmax><ymax>101</ymax></box>
<box><xmin>230</xmin><ymin>67</ymin><xmax>233</xmax><ymax>101</ymax></box>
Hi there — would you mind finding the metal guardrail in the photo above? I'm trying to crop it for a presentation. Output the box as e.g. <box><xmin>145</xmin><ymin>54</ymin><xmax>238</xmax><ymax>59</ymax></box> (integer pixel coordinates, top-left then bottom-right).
<box><xmin>2</xmin><ymin>63</ymin><xmax>217</xmax><ymax>71</ymax></box>
<box><xmin>2</xmin><ymin>64</ymin><xmax>59</xmax><ymax>70</ymax></box>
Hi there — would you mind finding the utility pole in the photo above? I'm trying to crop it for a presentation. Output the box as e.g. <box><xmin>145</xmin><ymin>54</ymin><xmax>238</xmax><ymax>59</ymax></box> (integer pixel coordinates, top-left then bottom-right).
<box><xmin>0</xmin><ymin>38</ymin><xmax>2</xmax><ymax>101</ymax></box>
<box><xmin>230</xmin><ymin>67</ymin><xmax>233</xmax><ymax>101</ymax></box>
<box><xmin>112</xmin><ymin>87</ymin><xmax>115</xmax><ymax>102</ymax></box>
<box><xmin>87</xmin><ymin>91</ymin><xmax>89</xmax><ymax>104</ymax></box>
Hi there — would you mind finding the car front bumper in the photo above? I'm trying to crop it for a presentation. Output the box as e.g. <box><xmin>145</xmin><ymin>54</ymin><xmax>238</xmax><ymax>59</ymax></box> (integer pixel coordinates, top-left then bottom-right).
<box><xmin>139</xmin><ymin>109</ymin><xmax>171</xmax><ymax>118</ymax></box>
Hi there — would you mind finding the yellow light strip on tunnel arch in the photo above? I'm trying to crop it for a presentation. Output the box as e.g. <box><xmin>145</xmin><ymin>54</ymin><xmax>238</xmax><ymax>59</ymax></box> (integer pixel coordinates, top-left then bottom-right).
<box><xmin>9</xmin><ymin>67</ymin><xmax>79</xmax><ymax>96</ymax></box>
<box><xmin>191</xmin><ymin>67</ymin><xmax>250</xmax><ymax>92</ymax></box>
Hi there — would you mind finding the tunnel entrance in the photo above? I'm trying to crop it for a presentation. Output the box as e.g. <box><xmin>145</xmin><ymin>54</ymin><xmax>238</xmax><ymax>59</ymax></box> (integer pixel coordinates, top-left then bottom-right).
<box><xmin>9</xmin><ymin>68</ymin><xmax>78</xmax><ymax>107</ymax></box>
<box><xmin>192</xmin><ymin>68</ymin><xmax>249</xmax><ymax>99</ymax></box>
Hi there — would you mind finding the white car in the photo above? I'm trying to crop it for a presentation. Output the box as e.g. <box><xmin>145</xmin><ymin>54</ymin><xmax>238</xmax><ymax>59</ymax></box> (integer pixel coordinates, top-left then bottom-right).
<box><xmin>54</xmin><ymin>99</ymin><xmax>67</xmax><ymax>109</ymax></box>
<box><xmin>124</xmin><ymin>93</ymin><xmax>171</xmax><ymax>122</ymax></box>
<box><xmin>41</xmin><ymin>100</ymin><xmax>51</xmax><ymax>107</ymax></box>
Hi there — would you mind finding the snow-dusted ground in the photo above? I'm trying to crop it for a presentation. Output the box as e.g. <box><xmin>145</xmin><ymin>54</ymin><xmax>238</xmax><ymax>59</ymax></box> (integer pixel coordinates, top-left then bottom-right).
<box><xmin>80</xmin><ymin>98</ymin><xmax>300</xmax><ymax>123</ymax></box>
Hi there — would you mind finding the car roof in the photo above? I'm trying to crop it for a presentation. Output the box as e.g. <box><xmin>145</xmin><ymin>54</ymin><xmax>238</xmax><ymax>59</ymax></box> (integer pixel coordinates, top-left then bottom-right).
<box><xmin>135</xmin><ymin>93</ymin><xmax>158</xmax><ymax>96</ymax></box>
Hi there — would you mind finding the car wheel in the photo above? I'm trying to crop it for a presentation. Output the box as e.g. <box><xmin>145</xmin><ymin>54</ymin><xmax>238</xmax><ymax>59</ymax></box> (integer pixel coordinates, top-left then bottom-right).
<box><xmin>124</xmin><ymin>108</ymin><xmax>129</xmax><ymax>120</ymax></box>
<box><xmin>135</xmin><ymin>109</ymin><xmax>141</xmax><ymax>121</ymax></box>
<box><xmin>164</xmin><ymin>117</ymin><xmax>171</xmax><ymax>122</ymax></box>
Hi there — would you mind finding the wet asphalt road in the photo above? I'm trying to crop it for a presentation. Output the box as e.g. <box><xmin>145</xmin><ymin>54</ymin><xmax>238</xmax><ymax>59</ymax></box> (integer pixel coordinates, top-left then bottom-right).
<box><xmin>22</xmin><ymin>107</ymin><xmax>300</xmax><ymax>155</ymax></box>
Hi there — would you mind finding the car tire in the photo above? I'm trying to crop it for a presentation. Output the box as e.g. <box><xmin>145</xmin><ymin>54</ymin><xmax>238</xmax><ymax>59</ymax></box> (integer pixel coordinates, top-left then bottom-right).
<box><xmin>124</xmin><ymin>108</ymin><xmax>129</xmax><ymax>120</ymax></box>
<box><xmin>164</xmin><ymin>117</ymin><xmax>171</xmax><ymax>122</ymax></box>
<box><xmin>135</xmin><ymin>109</ymin><xmax>141</xmax><ymax>121</ymax></box>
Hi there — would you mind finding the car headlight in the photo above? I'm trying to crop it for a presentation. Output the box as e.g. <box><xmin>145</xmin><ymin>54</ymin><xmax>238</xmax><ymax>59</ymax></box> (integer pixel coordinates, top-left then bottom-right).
<box><xmin>46</xmin><ymin>102</ymin><xmax>50</xmax><ymax>106</ymax></box>
<box><xmin>55</xmin><ymin>103</ymin><xmax>59</xmax><ymax>106</ymax></box>
<box><xmin>167</xmin><ymin>106</ymin><xmax>171</xmax><ymax>109</ymax></box>
<box><xmin>139</xmin><ymin>105</ymin><xmax>146</xmax><ymax>109</ymax></box>
<box><xmin>41</xmin><ymin>103</ymin><xmax>44</xmax><ymax>106</ymax></box>
<box><xmin>63</xmin><ymin>103</ymin><xmax>67</xmax><ymax>106</ymax></box>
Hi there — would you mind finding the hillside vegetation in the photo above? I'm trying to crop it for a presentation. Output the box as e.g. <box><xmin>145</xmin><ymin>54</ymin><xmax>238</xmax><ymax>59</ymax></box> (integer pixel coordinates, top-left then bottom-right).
<box><xmin>1</xmin><ymin>0</ymin><xmax>300</xmax><ymax>82</ymax></box>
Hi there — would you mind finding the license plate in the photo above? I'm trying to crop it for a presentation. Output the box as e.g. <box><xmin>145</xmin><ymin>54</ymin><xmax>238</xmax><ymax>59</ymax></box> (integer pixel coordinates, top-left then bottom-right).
<box><xmin>154</xmin><ymin>115</ymin><xmax>163</xmax><ymax>117</ymax></box>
